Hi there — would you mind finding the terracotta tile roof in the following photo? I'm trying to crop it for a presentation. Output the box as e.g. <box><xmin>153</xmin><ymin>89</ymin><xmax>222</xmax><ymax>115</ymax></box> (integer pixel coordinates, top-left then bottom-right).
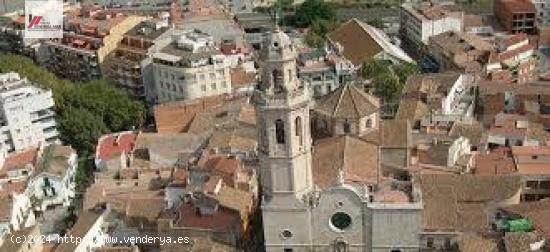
<box><xmin>501</xmin><ymin>200</ymin><xmax>550</xmax><ymax>239</ymax></box>
<box><xmin>497</xmin><ymin>43</ymin><xmax>534</xmax><ymax>61</ymax></box>
<box><xmin>474</xmin><ymin>148</ymin><xmax>517</xmax><ymax>175</ymax></box>
<box><xmin>313</xmin><ymin>135</ymin><xmax>380</xmax><ymax>188</ymax></box>
<box><xmin>499</xmin><ymin>0</ymin><xmax>536</xmax><ymax>13</ymax></box>
<box><xmin>230</xmin><ymin>69</ymin><xmax>256</xmax><ymax>88</ymax></box>
<box><xmin>504</xmin><ymin>232</ymin><xmax>542</xmax><ymax>252</ymax></box>
<box><xmin>314</xmin><ymin>83</ymin><xmax>379</xmax><ymax>120</ymax></box>
<box><xmin>512</xmin><ymin>145</ymin><xmax>550</xmax><ymax>156</ymax></box>
<box><xmin>402</xmin><ymin>72</ymin><xmax>461</xmax><ymax>100</ymax></box>
<box><xmin>327</xmin><ymin>19</ymin><xmax>383</xmax><ymax>66</ymax></box>
<box><xmin>211</xmin><ymin>186</ymin><xmax>253</xmax><ymax>219</ymax></box>
<box><xmin>154</xmin><ymin>94</ymin><xmax>229</xmax><ymax>133</ymax></box>
<box><xmin>502</xmin><ymin>33</ymin><xmax>528</xmax><ymax>48</ymax></box>
<box><xmin>35</xmin><ymin>144</ymin><xmax>75</xmax><ymax>177</ymax></box>
<box><xmin>373</xmin><ymin>189</ymin><xmax>409</xmax><ymax>203</ymax></box>
<box><xmin>0</xmin><ymin>180</ymin><xmax>28</xmax><ymax>196</ymax></box>
<box><xmin>199</xmin><ymin>154</ymin><xmax>241</xmax><ymax>184</ymax></box>
<box><xmin>1</xmin><ymin>148</ymin><xmax>38</xmax><ymax>173</ymax></box>
<box><xmin>458</xmin><ymin>233</ymin><xmax>499</xmax><ymax>252</ymax></box>
<box><xmin>96</xmin><ymin>131</ymin><xmax>138</xmax><ymax>161</ymax></box>
<box><xmin>516</xmin><ymin>163</ymin><xmax>550</xmax><ymax>175</ymax></box>
<box><xmin>449</xmin><ymin>121</ymin><xmax>484</xmax><ymax>145</ymax></box>
<box><xmin>395</xmin><ymin>98</ymin><xmax>430</xmax><ymax>122</ymax></box>
<box><xmin>381</xmin><ymin>120</ymin><xmax>411</xmax><ymax>148</ymax></box>
<box><xmin>207</xmin><ymin>128</ymin><xmax>257</xmax><ymax>153</ymax></box>
<box><xmin>126</xmin><ymin>196</ymin><xmax>165</xmax><ymax>221</ymax></box>
<box><xmin>417</xmin><ymin>173</ymin><xmax>522</xmax><ymax>231</ymax></box>
<box><xmin>173</xmin><ymin>203</ymin><xmax>240</xmax><ymax>232</ymax></box>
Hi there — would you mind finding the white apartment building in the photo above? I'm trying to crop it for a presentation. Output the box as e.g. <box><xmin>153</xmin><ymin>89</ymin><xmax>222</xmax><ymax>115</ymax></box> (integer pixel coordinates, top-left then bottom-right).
<box><xmin>0</xmin><ymin>73</ymin><xmax>58</xmax><ymax>153</ymax></box>
<box><xmin>400</xmin><ymin>1</ymin><xmax>463</xmax><ymax>57</ymax></box>
<box><xmin>149</xmin><ymin>29</ymin><xmax>232</xmax><ymax>104</ymax></box>
<box><xmin>530</xmin><ymin>0</ymin><xmax>550</xmax><ymax>26</ymax></box>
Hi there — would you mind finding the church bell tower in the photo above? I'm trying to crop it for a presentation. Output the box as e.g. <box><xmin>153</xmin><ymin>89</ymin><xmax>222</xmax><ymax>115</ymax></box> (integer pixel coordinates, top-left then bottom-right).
<box><xmin>253</xmin><ymin>26</ymin><xmax>313</xmax><ymax>205</ymax></box>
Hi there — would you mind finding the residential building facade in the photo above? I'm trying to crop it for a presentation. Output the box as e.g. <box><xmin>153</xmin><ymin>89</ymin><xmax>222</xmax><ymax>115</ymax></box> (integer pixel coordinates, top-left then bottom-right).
<box><xmin>400</xmin><ymin>1</ymin><xmax>464</xmax><ymax>58</ymax></box>
<box><xmin>38</xmin><ymin>8</ymin><xmax>145</xmax><ymax>82</ymax></box>
<box><xmin>0</xmin><ymin>73</ymin><xmax>58</xmax><ymax>153</ymax></box>
<box><xmin>149</xmin><ymin>29</ymin><xmax>232</xmax><ymax>104</ymax></box>
<box><xmin>495</xmin><ymin>0</ymin><xmax>537</xmax><ymax>34</ymax></box>
<box><xmin>529</xmin><ymin>0</ymin><xmax>550</xmax><ymax>26</ymax></box>
<box><xmin>103</xmin><ymin>18</ymin><xmax>170</xmax><ymax>99</ymax></box>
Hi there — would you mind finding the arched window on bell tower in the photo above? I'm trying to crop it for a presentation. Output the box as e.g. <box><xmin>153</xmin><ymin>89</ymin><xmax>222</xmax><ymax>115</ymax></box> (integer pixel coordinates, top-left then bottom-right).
<box><xmin>276</xmin><ymin>119</ymin><xmax>285</xmax><ymax>144</ymax></box>
<box><xmin>343</xmin><ymin>121</ymin><xmax>351</xmax><ymax>134</ymax></box>
<box><xmin>272</xmin><ymin>69</ymin><xmax>284</xmax><ymax>93</ymax></box>
<box><xmin>295</xmin><ymin>116</ymin><xmax>303</xmax><ymax>147</ymax></box>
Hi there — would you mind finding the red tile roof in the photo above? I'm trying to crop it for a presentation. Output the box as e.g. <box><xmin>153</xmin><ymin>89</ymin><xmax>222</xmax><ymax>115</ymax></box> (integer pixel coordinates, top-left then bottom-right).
<box><xmin>499</xmin><ymin>0</ymin><xmax>536</xmax><ymax>13</ymax></box>
<box><xmin>474</xmin><ymin>148</ymin><xmax>517</xmax><ymax>176</ymax></box>
<box><xmin>1</xmin><ymin>148</ymin><xmax>38</xmax><ymax>174</ymax></box>
<box><xmin>153</xmin><ymin>94</ymin><xmax>229</xmax><ymax>134</ymax></box>
<box><xmin>199</xmin><ymin>153</ymin><xmax>240</xmax><ymax>177</ymax></box>
<box><xmin>0</xmin><ymin>180</ymin><xmax>28</xmax><ymax>196</ymax></box>
<box><xmin>503</xmin><ymin>33</ymin><xmax>528</xmax><ymax>47</ymax></box>
<box><xmin>230</xmin><ymin>69</ymin><xmax>256</xmax><ymax>88</ymax></box>
<box><xmin>512</xmin><ymin>146</ymin><xmax>550</xmax><ymax>156</ymax></box>
<box><xmin>174</xmin><ymin>203</ymin><xmax>240</xmax><ymax>232</ymax></box>
<box><xmin>96</xmin><ymin>131</ymin><xmax>138</xmax><ymax>161</ymax></box>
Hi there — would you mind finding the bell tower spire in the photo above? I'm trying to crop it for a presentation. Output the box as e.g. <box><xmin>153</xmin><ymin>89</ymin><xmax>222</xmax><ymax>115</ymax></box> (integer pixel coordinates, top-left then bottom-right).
<box><xmin>254</xmin><ymin>28</ymin><xmax>313</xmax><ymax>203</ymax></box>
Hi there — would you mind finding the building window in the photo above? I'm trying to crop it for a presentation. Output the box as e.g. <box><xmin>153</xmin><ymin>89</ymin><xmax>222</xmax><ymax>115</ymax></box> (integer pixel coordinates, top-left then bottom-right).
<box><xmin>44</xmin><ymin>177</ymin><xmax>50</xmax><ymax>187</ymax></box>
<box><xmin>273</xmin><ymin>69</ymin><xmax>284</xmax><ymax>92</ymax></box>
<box><xmin>366</xmin><ymin>119</ymin><xmax>372</xmax><ymax>128</ymax></box>
<box><xmin>427</xmin><ymin>237</ymin><xmax>434</xmax><ymax>248</ymax></box>
<box><xmin>329</xmin><ymin>212</ymin><xmax>352</xmax><ymax>232</ymax></box>
<box><xmin>284</xmin><ymin>249</ymin><xmax>293</xmax><ymax>252</ymax></box>
<box><xmin>343</xmin><ymin>122</ymin><xmax>351</xmax><ymax>134</ymax></box>
<box><xmin>295</xmin><ymin>116</ymin><xmax>303</xmax><ymax>146</ymax></box>
<box><xmin>201</xmin><ymin>85</ymin><xmax>206</xmax><ymax>92</ymax></box>
<box><xmin>211</xmin><ymin>83</ymin><xmax>216</xmax><ymax>90</ymax></box>
<box><xmin>221</xmin><ymin>81</ymin><xmax>227</xmax><ymax>88</ymax></box>
<box><xmin>281</xmin><ymin>230</ymin><xmax>292</xmax><ymax>239</ymax></box>
<box><xmin>276</xmin><ymin>119</ymin><xmax>285</xmax><ymax>144</ymax></box>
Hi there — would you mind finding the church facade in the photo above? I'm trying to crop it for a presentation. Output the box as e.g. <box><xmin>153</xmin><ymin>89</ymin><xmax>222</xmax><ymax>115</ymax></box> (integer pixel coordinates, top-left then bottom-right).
<box><xmin>253</xmin><ymin>28</ymin><xmax>423</xmax><ymax>252</ymax></box>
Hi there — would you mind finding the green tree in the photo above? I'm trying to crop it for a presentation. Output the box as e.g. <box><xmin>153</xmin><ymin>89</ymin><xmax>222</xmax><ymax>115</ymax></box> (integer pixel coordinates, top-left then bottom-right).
<box><xmin>361</xmin><ymin>59</ymin><xmax>419</xmax><ymax>102</ymax></box>
<box><xmin>372</xmin><ymin>72</ymin><xmax>401</xmax><ymax>102</ymax></box>
<box><xmin>295</xmin><ymin>0</ymin><xmax>336</xmax><ymax>28</ymax></box>
<box><xmin>393</xmin><ymin>62</ymin><xmax>419</xmax><ymax>84</ymax></box>
<box><xmin>0</xmin><ymin>53</ymin><xmax>145</xmax><ymax>154</ymax></box>
<box><xmin>305</xmin><ymin>32</ymin><xmax>325</xmax><ymax>48</ymax></box>
<box><xmin>366</xmin><ymin>18</ymin><xmax>385</xmax><ymax>29</ymax></box>
<box><xmin>274</xmin><ymin>0</ymin><xmax>294</xmax><ymax>11</ymax></box>
<box><xmin>58</xmin><ymin>107</ymin><xmax>109</xmax><ymax>154</ymax></box>
<box><xmin>360</xmin><ymin>59</ymin><xmax>391</xmax><ymax>78</ymax></box>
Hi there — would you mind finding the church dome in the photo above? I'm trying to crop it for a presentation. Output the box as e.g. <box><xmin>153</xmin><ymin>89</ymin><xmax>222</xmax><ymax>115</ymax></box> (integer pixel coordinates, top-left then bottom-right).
<box><xmin>314</xmin><ymin>83</ymin><xmax>380</xmax><ymax>120</ymax></box>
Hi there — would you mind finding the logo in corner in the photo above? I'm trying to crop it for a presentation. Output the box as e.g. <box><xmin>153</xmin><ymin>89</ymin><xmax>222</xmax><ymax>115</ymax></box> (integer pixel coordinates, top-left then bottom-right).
<box><xmin>25</xmin><ymin>1</ymin><xmax>63</xmax><ymax>39</ymax></box>
<box><xmin>27</xmin><ymin>14</ymin><xmax>43</xmax><ymax>29</ymax></box>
